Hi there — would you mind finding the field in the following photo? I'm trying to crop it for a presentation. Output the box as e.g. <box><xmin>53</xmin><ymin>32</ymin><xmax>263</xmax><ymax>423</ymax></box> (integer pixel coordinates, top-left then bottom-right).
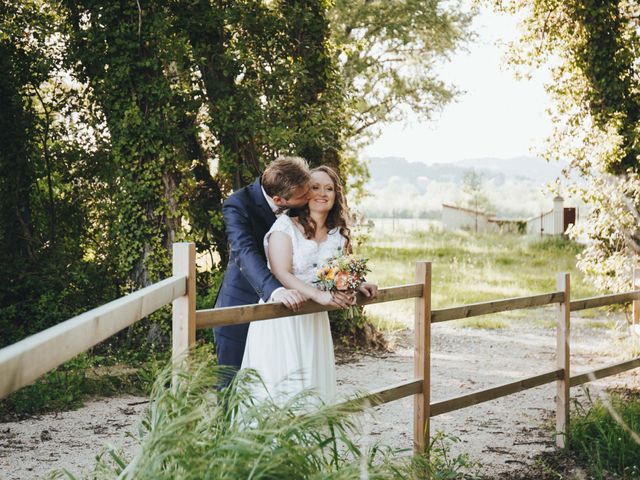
<box><xmin>358</xmin><ymin>219</ymin><xmax>610</xmax><ymax>332</ymax></box>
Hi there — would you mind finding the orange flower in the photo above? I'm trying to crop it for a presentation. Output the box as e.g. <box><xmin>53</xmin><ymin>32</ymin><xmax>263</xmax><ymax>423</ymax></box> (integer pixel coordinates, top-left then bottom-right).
<box><xmin>335</xmin><ymin>271</ymin><xmax>349</xmax><ymax>290</ymax></box>
<box><xmin>326</xmin><ymin>267</ymin><xmax>337</xmax><ymax>280</ymax></box>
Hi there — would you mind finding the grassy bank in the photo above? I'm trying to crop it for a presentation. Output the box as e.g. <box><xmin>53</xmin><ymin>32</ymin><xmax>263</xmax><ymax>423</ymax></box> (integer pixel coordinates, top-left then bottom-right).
<box><xmin>567</xmin><ymin>390</ymin><xmax>640</xmax><ymax>479</ymax></box>
<box><xmin>516</xmin><ymin>390</ymin><xmax>640</xmax><ymax>479</ymax></box>
<box><xmin>358</xmin><ymin>221</ymin><xmax>603</xmax><ymax>330</ymax></box>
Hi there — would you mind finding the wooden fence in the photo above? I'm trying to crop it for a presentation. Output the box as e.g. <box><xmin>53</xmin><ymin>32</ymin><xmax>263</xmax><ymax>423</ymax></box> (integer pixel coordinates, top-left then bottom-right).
<box><xmin>2</xmin><ymin>242</ymin><xmax>640</xmax><ymax>454</ymax></box>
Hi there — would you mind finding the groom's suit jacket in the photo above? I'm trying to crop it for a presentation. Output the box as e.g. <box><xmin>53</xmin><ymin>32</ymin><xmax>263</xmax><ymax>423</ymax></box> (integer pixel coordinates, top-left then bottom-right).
<box><xmin>214</xmin><ymin>177</ymin><xmax>283</xmax><ymax>368</ymax></box>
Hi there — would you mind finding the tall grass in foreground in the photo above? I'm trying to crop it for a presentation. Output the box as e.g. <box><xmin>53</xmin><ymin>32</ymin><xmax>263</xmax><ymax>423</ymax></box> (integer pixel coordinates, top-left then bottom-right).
<box><xmin>53</xmin><ymin>348</ymin><xmax>480</xmax><ymax>480</ymax></box>
<box><xmin>567</xmin><ymin>391</ymin><xmax>640</xmax><ymax>479</ymax></box>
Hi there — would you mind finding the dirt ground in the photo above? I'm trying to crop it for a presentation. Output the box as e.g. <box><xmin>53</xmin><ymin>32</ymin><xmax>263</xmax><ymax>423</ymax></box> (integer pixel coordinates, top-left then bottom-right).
<box><xmin>1</xmin><ymin>315</ymin><xmax>639</xmax><ymax>479</ymax></box>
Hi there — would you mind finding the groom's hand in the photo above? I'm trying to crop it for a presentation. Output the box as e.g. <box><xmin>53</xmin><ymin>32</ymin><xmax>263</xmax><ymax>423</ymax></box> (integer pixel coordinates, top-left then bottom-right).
<box><xmin>330</xmin><ymin>291</ymin><xmax>356</xmax><ymax>309</ymax></box>
<box><xmin>272</xmin><ymin>288</ymin><xmax>307</xmax><ymax>311</ymax></box>
<box><xmin>357</xmin><ymin>282</ymin><xmax>378</xmax><ymax>299</ymax></box>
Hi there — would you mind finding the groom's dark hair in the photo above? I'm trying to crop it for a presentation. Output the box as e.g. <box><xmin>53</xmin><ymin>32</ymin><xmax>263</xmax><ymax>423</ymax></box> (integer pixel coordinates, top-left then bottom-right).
<box><xmin>262</xmin><ymin>156</ymin><xmax>310</xmax><ymax>199</ymax></box>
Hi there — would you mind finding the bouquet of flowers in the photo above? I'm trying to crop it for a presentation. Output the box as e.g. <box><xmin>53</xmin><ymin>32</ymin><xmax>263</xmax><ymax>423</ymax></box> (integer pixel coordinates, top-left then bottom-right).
<box><xmin>314</xmin><ymin>254</ymin><xmax>370</xmax><ymax>293</ymax></box>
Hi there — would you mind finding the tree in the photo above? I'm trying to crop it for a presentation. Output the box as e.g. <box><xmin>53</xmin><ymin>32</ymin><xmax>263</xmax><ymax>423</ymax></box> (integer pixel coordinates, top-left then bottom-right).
<box><xmin>329</xmin><ymin>0</ymin><xmax>474</xmax><ymax>150</ymax></box>
<box><xmin>493</xmin><ymin>0</ymin><xmax>640</xmax><ymax>292</ymax></box>
<box><xmin>0</xmin><ymin>1</ymin><xmax>117</xmax><ymax>346</ymax></box>
<box><xmin>171</xmin><ymin>0</ymin><xmax>347</xmax><ymax>184</ymax></box>
<box><xmin>461</xmin><ymin>168</ymin><xmax>493</xmax><ymax>232</ymax></box>
<box><xmin>62</xmin><ymin>1</ymin><xmax>203</xmax><ymax>289</ymax></box>
<box><xmin>462</xmin><ymin>169</ymin><xmax>493</xmax><ymax>212</ymax></box>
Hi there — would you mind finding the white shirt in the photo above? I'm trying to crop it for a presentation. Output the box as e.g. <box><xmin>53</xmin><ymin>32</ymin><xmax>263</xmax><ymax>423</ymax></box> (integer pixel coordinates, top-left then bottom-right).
<box><xmin>261</xmin><ymin>185</ymin><xmax>286</xmax><ymax>300</ymax></box>
<box><xmin>261</xmin><ymin>185</ymin><xmax>280</xmax><ymax>214</ymax></box>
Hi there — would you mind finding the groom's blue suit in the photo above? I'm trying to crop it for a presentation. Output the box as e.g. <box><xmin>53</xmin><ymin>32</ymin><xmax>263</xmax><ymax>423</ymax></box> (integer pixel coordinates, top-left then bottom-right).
<box><xmin>214</xmin><ymin>178</ymin><xmax>283</xmax><ymax>371</ymax></box>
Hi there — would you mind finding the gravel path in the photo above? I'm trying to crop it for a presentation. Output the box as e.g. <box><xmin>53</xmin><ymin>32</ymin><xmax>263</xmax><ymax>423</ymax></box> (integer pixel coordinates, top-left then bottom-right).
<box><xmin>1</xmin><ymin>317</ymin><xmax>638</xmax><ymax>479</ymax></box>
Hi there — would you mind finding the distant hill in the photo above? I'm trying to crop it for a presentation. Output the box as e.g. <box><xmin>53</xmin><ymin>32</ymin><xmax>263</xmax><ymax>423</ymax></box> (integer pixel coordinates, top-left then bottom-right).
<box><xmin>359</xmin><ymin>156</ymin><xmax>571</xmax><ymax>219</ymax></box>
<box><xmin>454</xmin><ymin>156</ymin><xmax>565</xmax><ymax>183</ymax></box>
<box><xmin>366</xmin><ymin>156</ymin><xmax>565</xmax><ymax>186</ymax></box>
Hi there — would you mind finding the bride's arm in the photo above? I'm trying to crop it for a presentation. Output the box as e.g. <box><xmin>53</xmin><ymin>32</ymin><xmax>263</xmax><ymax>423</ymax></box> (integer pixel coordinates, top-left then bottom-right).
<box><xmin>267</xmin><ymin>232</ymin><xmax>352</xmax><ymax>307</ymax></box>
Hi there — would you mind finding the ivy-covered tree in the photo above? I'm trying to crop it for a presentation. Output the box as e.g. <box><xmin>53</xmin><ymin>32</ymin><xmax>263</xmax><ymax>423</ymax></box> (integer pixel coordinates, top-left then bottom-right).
<box><xmin>493</xmin><ymin>0</ymin><xmax>640</xmax><ymax>292</ymax></box>
<box><xmin>172</xmin><ymin>0</ymin><xmax>347</xmax><ymax>185</ymax></box>
<box><xmin>1</xmin><ymin>0</ymin><xmax>475</xmax><ymax>350</ymax></box>
<box><xmin>63</xmin><ymin>0</ymin><xmax>200</xmax><ymax>288</ymax></box>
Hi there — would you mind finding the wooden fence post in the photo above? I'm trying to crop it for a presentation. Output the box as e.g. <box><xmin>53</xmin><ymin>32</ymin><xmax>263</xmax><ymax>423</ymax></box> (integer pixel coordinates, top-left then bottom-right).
<box><xmin>414</xmin><ymin>261</ymin><xmax>432</xmax><ymax>453</ymax></box>
<box><xmin>633</xmin><ymin>265</ymin><xmax>639</xmax><ymax>332</ymax></box>
<box><xmin>556</xmin><ymin>272</ymin><xmax>570</xmax><ymax>448</ymax></box>
<box><xmin>172</xmin><ymin>243</ymin><xmax>196</xmax><ymax>366</ymax></box>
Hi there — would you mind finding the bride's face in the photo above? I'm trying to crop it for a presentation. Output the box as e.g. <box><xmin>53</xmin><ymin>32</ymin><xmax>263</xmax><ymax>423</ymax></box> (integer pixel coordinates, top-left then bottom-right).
<box><xmin>308</xmin><ymin>171</ymin><xmax>335</xmax><ymax>213</ymax></box>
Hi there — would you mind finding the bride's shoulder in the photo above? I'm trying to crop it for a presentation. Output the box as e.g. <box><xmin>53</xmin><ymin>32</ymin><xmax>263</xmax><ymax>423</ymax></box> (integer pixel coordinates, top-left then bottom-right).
<box><xmin>270</xmin><ymin>214</ymin><xmax>294</xmax><ymax>231</ymax></box>
<box><xmin>273</xmin><ymin>214</ymin><xmax>293</xmax><ymax>225</ymax></box>
<box><xmin>271</xmin><ymin>215</ymin><xmax>305</xmax><ymax>238</ymax></box>
<box><xmin>287</xmin><ymin>216</ymin><xmax>308</xmax><ymax>236</ymax></box>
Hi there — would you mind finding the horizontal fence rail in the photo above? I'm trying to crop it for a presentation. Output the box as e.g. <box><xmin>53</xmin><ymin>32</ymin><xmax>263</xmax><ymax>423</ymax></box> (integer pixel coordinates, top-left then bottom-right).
<box><xmin>570</xmin><ymin>357</ymin><xmax>640</xmax><ymax>387</ymax></box>
<box><xmin>430</xmin><ymin>369</ymin><xmax>564</xmax><ymax>417</ymax></box>
<box><xmin>431</xmin><ymin>292</ymin><xmax>564</xmax><ymax>323</ymax></box>
<box><xmin>338</xmin><ymin>379</ymin><xmax>423</xmax><ymax>410</ymax></box>
<box><xmin>570</xmin><ymin>290</ymin><xmax>640</xmax><ymax>311</ymax></box>
<box><xmin>0</xmin><ymin>275</ymin><xmax>187</xmax><ymax>399</ymax></box>
<box><xmin>196</xmin><ymin>289</ymin><xmax>640</xmax><ymax>330</ymax></box>
<box><xmin>195</xmin><ymin>283</ymin><xmax>424</xmax><ymax>328</ymax></box>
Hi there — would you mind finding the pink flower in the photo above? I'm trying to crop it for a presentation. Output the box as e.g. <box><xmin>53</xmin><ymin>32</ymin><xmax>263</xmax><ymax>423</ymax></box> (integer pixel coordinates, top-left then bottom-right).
<box><xmin>335</xmin><ymin>272</ymin><xmax>349</xmax><ymax>291</ymax></box>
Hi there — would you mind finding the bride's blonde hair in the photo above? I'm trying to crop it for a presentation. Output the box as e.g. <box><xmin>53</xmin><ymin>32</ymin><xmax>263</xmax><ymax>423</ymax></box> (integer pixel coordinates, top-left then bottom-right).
<box><xmin>295</xmin><ymin>166</ymin><xmax>351</xmax><ymax>253</ymax></box>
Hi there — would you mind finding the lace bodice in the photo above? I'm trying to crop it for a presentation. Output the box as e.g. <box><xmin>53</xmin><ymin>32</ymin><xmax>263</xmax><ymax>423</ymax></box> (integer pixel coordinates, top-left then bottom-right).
<box><xmin>264</xmin><ymin>215</ymin><xmax>345</xmax><ymax>285</ymax></box>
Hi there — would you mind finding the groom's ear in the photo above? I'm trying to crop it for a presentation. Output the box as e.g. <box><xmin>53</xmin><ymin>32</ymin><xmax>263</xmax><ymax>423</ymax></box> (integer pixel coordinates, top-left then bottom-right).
<box><xmin>272</xmin><ymin>195</ymin><xmax>287</xmax><ymax>206</ymax></box>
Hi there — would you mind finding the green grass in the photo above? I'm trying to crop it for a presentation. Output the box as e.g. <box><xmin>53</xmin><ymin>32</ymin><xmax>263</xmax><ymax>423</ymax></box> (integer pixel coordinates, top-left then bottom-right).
<box><xmin>359</xmin><ymin>226</ymin><xmax>601</xmax><ymax>328</ymax></box>
<box><xmin>0</xmin><ymin>352</ymin><xmax>163</xmax><ymax>421</ymax></box>
<box><xmin>456</xmin><ymin>317</ymin><xmax>508</xmax><ymax>330</ymax></box>
<box><xmin>580</xmin><ymin>318</ymin><xmax>617</xmax><ymax>330</ymax></box>
<box><xmin>567</xmin><ymin>390</ymin><xmax>640</xmax><ymax>479</ymax></box>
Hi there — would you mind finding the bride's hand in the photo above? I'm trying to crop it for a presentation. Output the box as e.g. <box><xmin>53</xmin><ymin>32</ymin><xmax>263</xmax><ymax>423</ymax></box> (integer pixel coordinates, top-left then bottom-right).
<box><xmin>273</xmin><ymin>288</ymin><xmax>308</xmax><ymax>311</ymax></box>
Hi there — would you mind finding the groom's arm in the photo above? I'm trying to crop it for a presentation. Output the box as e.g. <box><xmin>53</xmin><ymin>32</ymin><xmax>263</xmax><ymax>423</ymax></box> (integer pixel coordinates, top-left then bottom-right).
<box><xmin>223</xmin><ymin>199</ymin><xmax>283</xmax><ymax>303</ymax></box>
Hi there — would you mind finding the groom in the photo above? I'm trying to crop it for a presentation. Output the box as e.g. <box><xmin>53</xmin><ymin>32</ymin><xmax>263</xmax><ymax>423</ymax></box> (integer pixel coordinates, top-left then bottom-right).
<box><xmin>214</xmin><ymin>156</ymin><xmax>312</xmax><ymax>376</ymax></box>
<box><xmin>214</xmin><ymin>156</ymin><xmax>378</xmax><ymax>380</ymax></box>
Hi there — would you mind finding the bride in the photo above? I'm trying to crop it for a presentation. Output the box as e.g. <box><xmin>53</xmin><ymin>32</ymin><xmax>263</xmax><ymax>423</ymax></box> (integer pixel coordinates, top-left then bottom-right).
<box><xmin>240</xmin><ymin>165</ymin><xmax>359</xmax><ymax>404</ymax></box>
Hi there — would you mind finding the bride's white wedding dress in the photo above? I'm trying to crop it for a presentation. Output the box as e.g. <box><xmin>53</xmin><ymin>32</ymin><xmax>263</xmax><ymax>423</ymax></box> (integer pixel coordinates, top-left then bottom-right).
<box><xmin>240</xmin><ymin>214</ymin><xmax>343</xmax><ymax>405</ymax></box>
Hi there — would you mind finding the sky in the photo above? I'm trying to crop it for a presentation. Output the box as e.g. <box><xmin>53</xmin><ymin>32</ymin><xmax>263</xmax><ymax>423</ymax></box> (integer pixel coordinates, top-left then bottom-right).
<box><xmin>362</xmin><ymin>5</ymin><xmax>554</xmax><ymax>165</ymax></box>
